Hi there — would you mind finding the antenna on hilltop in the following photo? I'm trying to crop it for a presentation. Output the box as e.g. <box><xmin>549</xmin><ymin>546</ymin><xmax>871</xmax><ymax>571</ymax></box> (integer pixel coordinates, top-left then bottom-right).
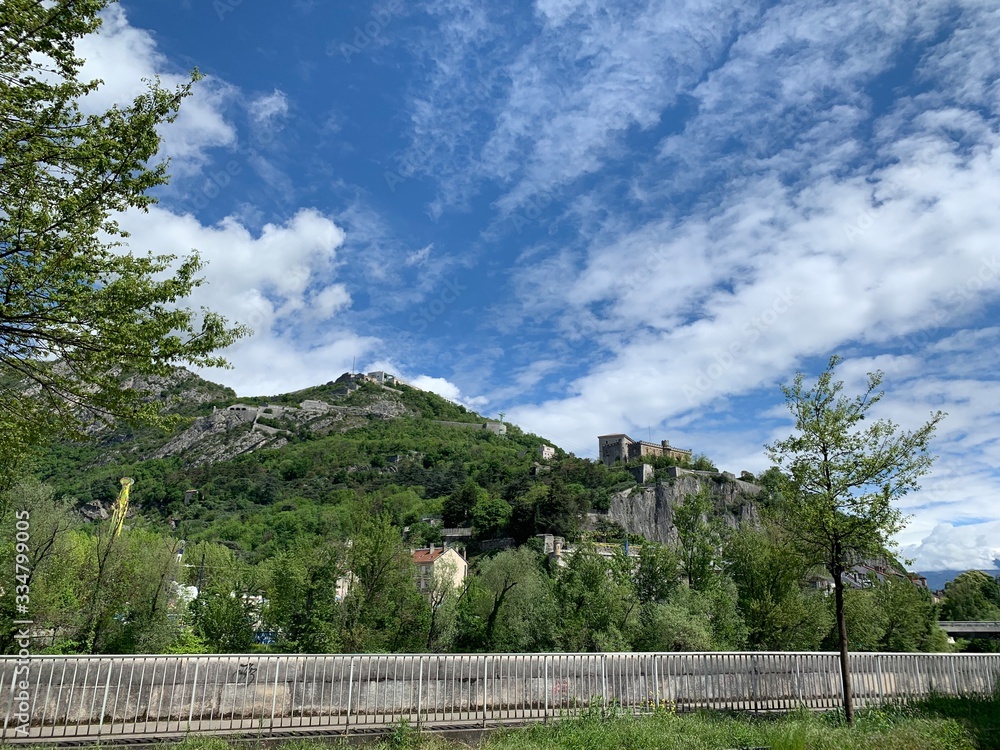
<box><xmin>352</xmin><ymin>356</ymin><xmax>356</xmax><ymax>374</ymax></box>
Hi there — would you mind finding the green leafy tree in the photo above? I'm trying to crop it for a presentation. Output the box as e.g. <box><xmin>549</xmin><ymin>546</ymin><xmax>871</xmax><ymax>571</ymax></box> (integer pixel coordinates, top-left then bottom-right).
<box><xmin>186</xmin><ymin>542</ymin><xmax>262</xmax><ymax>653</ymax></box>
<box><xmin>940</xmin><ymin>570</ymin><xmax>1000</xmax><ymax>621</ymax></box>
<box><xmin>673</xmin><ymin>486</ymin><xmax>723</xmax><ymax>590</ymax></box>
<box><xmin>340</xmin><ymin>513</ymin><xmax>427</xmax><ymax>653</ymax></box>
<box><xmin>0</xmin><ymin>0</ymin><xmax>246</xmax><ymax>488</ymax></box>
<box><xmin>424</xmin><ymin>557</ymin><xmax>463</xmax><ymax>652</ymax></box>
<box><xmin>442</xmin><ymin>482</ymin><xmax>486</xmax><ymax>527</ymax></box>
<box><xmin>0</xmin><ymin>481</ymin><xmax>86</xmax><ymax>653</ymax></box>
<box><xmin>940</xmin><ymin>571</ymin><xmax>1000</xmax><ymax>653</ymax></box>
<box><xmin>264</xmin><ymin>538</ymin><xmax>342</xmax><ymax>653</ymax></box>
<box><xmin>470</xmin><ymin>494</ymin><xmax>512</xmax><ymax>538</ymax></box>
<box><xmin>537</xmin><ymin>478</ymin><xmax>589</xmax><ymax>537</ymax></box>
<box><xmin>766</xmin><ymin>355</ymin><xmax>944</xmax><ymax>723</ymax></box>
<box><xmin>456</xmin><ymin>548</ymin><xmax>556</xmax><ymax>652</ymax></box>
<box><xmin>724</xmin><ymin>524</ymin><xmax>831</xmax><ymax>651</ymax></box>
<box><xmin>633</xmin><ymin>579</ymin><xmax>746</xmax><ymax>652</ymax></box>
<box><xmin>555</xmin><ymin>545</ymin><xmax>632</xmax><ymax>651</ymax></box>
<box><xmin>634</xmin><ymin>541</ymin><xmax>681</xmax><ymax>605</ymax></box>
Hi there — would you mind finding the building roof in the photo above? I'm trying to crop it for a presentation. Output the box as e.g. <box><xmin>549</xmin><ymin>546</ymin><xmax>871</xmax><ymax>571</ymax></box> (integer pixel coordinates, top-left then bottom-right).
<box><xmin>412</xmin><ymin>548</ymin><xmax>445</xmax><ymax>564</ymax></box>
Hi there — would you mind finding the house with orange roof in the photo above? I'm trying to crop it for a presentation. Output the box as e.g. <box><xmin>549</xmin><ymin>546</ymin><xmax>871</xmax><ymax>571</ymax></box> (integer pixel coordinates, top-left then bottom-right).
<box><xmin>412</xmin><ymin>544</ymin><xmax>467</xmax><ymax>593</ymax></box>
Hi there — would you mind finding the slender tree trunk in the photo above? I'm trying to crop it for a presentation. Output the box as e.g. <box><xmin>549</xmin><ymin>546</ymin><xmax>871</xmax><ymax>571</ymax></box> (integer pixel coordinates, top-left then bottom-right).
<box><xmin>833</xmin><ymin>564</ymin><xmax>855</xmax><ymax>725</ymax></box>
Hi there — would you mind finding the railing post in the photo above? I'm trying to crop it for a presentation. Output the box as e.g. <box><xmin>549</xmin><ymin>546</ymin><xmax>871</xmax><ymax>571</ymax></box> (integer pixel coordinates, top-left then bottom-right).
<box><xmin>187</xmin><ymin>659</ymin><xmax>199</xmax><ymax>730</ymax></box>
<box><xmin>346</xmin><ymin>657</ymin><xmax>355</xmax><ymax>733</ymax></box>
<box><xmin>653</xmin><ymin>655</ymin><xmax>660</xmax><ymax>709</ymax></box>
<box><xmin>601</xmin><ymin>655</ymin><xmax>608</xmax><ymax>713</ymax></box>
<box><xmin>97</xmin><ymin>660</ymin><xmax>112</xmax><ymax>736</ymax></box>
<box><xmin>704</xmin><ymin>655</ymin><xmax>710</xmax><ymax>711</ymax></box>
<box><xmin>270</xmin><ymin>657</ymin><xmax>280</xmax><ymax>729</ymax></box>
<box><xmin>416</xmin><ymin>656</ymin><xmax>423</xmax><ymax>730</ymax></box>
<box><xmin>482</xmin><ymin>655</ymin><xmax>488</xmax><ymax>728</ymax></box>
<box><xmin>875</xmin><ymin>655</ymin><xmax>884</xmax><ymax>705</ymax></box>
<box><xmin>543</xmin><ymin>654</ymin><xmax>549</xmax><ymax>722</ymax></box>
<box><xmin>795</xmin><ymin>654</ymin><xmax>802</xmax><ymax>705</ymax></box>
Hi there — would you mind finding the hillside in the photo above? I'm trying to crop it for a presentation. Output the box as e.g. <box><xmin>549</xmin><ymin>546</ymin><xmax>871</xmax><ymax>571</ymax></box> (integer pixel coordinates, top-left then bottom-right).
<box><xmin>5</xmin><ymin>368</ymin><xmax>953</xmax><ymax>658</ymax></box>
<box><xmin>24</xmin><ymin>369</ymin><xmax>771</xmax><ymax>558</ymax></box>
<box><xmin>26</xmin><ymin>370</ymin><xmax>608</xmax><ymax>552</ymax></box>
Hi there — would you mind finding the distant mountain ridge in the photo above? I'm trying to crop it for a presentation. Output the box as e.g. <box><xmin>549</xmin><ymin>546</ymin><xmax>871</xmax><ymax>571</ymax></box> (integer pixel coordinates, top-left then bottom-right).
<box><xmin>918</xmin><ymin>569</ymin><xmax>1000</xmax><ymax>592</ymax></box>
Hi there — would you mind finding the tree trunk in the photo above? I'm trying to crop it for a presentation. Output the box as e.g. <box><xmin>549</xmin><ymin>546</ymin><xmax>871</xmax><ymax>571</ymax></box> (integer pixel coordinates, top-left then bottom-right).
<box><xmin>833</xmin><ymin>565</ymin><xmax>855</xmax><ymax>725</ymax></box>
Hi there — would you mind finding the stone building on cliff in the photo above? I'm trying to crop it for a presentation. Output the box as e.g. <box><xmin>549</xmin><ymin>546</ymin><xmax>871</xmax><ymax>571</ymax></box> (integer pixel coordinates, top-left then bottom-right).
<box><xmin>598</xmin><ymin>434</ymin><xmax>692</xmax><ymax>467</ymax></box>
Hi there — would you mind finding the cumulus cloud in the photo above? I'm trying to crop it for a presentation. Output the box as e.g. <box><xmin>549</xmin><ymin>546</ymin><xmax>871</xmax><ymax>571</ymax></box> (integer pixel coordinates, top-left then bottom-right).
<box><xmin>902</xmin><ymin>522</ymin><xmax>1000</xmax><ymax>571</ymax></box>
<box><xmin>76</xmin><ymin>5</ymin><xmax>236</xmax><ymax>174</ymax></box>
<box><xmin>115</xmin><ymin>207</ymin><xmax>373</xmax><ymax>395</ymax></box>
<box><xmin>408</xmin><ymin>375</ymin><xmax>489</xmax><ymax>410</ymax></box>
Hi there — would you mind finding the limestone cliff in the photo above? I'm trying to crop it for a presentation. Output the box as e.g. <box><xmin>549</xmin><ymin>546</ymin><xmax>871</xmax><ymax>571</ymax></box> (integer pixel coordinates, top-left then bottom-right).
<box><xmin>595</xmin><ymin>471</ymin><xmax>761</xmax><ymax>543</ymax></box>
<box><xmin>146</xmin><ymin>395</ymin><xmax>415</xmax><ymax>466</ymax></box>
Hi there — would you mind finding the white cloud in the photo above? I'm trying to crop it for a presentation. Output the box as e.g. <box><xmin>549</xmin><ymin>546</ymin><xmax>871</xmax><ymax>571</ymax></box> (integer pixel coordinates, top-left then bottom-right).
<box><xmin>249</xmin><ymin>89</ymin><xmax>290</xmax><ymax>127</ymax></box>
<box><xmin>409</xmin><ymin>375</ymin><xmax>462</xmax><ymax>401</ymax></box>
<box><xmin>406</xmin><ymin>244</ymin><xmax>434</xmax><ymax>266</ymax></box>
<box><xmin>115</xmin><ymin>206</ymin><xmax>373</xmax><ymax>395</ymax></box>
<box><xmin>487</xmin><ymin>1</ymin><xmax>1000</xmax><ymax>567</ymax></box>
<box><xmin>902</xmin><ymin>522</ymin><xmax>1000</xmax><ymax>571</ymax></box>
<box><xmin>407</xmin><ymin>0</ymin><xmax>760</xmax><ymax>213</ymax></box>
<box><xmin>77</xmin><ymin>5</ymin><xmax>236</xmax><ymax>174</ymax></box>
<box><xmin>408</xmin><ymin>375</ymin><xmax>489</xmax><ymax>410</ymax></box>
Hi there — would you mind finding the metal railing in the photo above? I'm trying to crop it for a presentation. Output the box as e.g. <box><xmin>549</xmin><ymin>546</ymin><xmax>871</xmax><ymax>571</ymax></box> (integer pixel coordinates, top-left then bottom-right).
<box><xmin>1</xmin><ymin>651</ymin><xmax>997</xmax><ymax>741</ymax></box>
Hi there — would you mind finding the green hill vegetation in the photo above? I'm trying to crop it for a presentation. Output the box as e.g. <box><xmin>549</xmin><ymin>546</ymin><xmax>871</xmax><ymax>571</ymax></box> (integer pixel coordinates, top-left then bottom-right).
<box><xmin>0</xmin><ymin>371</ymin><xmax>980</xmax><ymax>657</ymax></box>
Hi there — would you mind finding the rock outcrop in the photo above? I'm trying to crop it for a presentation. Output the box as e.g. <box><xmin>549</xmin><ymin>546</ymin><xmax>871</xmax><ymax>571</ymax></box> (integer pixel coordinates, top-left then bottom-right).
<box><xmin>143</xmin><ymin>392</ymin><xmax>417</xmax><ymax>466</ymax></box>
<box><xmin>595</xmin><ymin>472</ymin><xmax>760</xmax><ymax>543</ymax></box>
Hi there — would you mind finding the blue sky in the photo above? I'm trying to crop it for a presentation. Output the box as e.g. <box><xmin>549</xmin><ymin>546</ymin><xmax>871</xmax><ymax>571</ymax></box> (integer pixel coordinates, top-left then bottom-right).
<box><xmin>82</xmin><ymin>0</ymin><xmax>1000</xmax><ymax>570</ymax></box>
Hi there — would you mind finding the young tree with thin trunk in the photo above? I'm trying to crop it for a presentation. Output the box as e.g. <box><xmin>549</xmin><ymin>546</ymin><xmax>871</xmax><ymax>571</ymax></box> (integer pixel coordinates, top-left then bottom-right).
<box><xmin>0</xmin><ymin>0</ymin><xmax>247</xmax><ymax>490</ymax></box>
<box><xmin>766</xmin><ymin>355</ymin><xmax>943</xmax><ymax>724</ymax></box>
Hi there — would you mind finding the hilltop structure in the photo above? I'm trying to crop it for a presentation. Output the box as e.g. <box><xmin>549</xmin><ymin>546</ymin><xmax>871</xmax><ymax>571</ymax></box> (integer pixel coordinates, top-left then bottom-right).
<box><xmin>598</xmin><ymin>434</ymin><xmax>692</xmax><ymax>467</ymax></box>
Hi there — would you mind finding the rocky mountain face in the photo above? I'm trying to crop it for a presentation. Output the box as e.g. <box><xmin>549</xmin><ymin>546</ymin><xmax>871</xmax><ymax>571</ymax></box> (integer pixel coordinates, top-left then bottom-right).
<box><xmin>594</xmin><ymin>471</ymin><xmax>761</xmax><ymax>543</ymax></box>
<box><xmin>73</xmin><ymin>368</ymin><xmax>423</xmax><ymax>468</ymax></box>
<box><xmin>147</xmin><ymin>395</ymin><xmax>416</xmax><ymax>466</ymax></box>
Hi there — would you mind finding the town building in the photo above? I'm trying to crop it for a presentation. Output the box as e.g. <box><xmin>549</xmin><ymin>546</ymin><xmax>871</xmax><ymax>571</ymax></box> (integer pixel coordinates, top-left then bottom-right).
<box><xmin>412</xmin><ymin>545</ymin><xmax>467</xmax><ymax>593</ymax></box>
<box><xmin>538</xmin><ymin>444</ymin><xmax>556</xmax><ymax>460</ymax></box>
<box><xmin>537</xmin><ymin>534</ymin><xmax>642</xmax><ymax>567</ymax></box>
<box><xmin>597</xmin><ymin>434</ymin><xmax>692</xmax><ymax>467</ymax></box>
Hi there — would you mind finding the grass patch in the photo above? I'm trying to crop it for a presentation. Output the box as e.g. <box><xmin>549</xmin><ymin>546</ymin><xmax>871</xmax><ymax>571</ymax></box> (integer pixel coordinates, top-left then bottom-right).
<box><xmin>479</xmin><ymin>709</ymin><xmax>975</xmax><ymax>750</ymax></box>
<box><xmin>56</xmin><ymin>697</ymin><xmax>1000</xmax><ymax>750</ymax></box>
